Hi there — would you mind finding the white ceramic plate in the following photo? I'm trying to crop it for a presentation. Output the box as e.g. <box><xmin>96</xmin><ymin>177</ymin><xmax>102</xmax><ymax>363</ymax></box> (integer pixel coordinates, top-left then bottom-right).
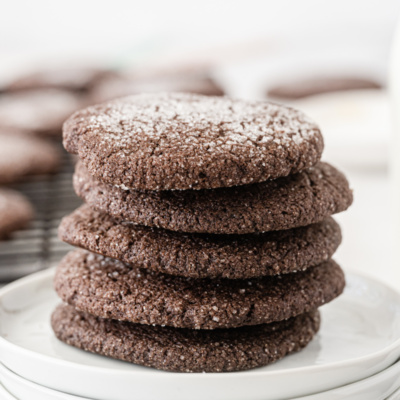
<box><xmin>0</xmin><ymin>359</ymin><xmax>399</xmax><ymax>400</ymax></box>
<box><xmin>295</xmin><ymin>358</ymin><xmax>400</xmax><ymax>400</ymax></box>
<box><xmin>0</xmin><ymin>268</ymin><xmax>400</xmax><ymax>400</ymax></box>
<box><xmin>387</xmin><ymin>387</ymin><xmax>400</xmax><ymax>400</ymax></box>
<box><xmin>0</xmin><ymin>381</ymin><xmax>16</xmax><ymax>400</ymax></box>
<box><xmin>0</xmin><ymin>363</ymin><xmax>89</xmax><ymax>400</ymax></box>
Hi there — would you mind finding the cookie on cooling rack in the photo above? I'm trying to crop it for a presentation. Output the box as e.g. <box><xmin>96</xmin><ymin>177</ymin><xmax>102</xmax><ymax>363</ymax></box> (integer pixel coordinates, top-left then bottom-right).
<box><xmin>0</xmin><ymin>189</ymin><xmax>33</xmax><ymax>239</ymax></box>
<box><xmin>0</xmin><ymin>130</ymin><xmax>61</xmax><ymax>184</ymax></box>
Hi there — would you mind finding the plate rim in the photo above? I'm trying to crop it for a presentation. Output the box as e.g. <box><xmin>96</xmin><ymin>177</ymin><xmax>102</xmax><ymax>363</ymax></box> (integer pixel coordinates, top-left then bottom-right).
<box><xmin>0</xmin><ymin>382</ymin><xmax>16</xmax><ymax>400</ymax></box>
<box><xmin>295</xmin><ymin>357</ymin><xmax>400</xmax><ymax>399</ymax></box>
<box><xmin>0</xmin><ymin>361</ymin><xmax>87</xmax><ymax>400</ymax></box>
<box><xmin>2</xmin><ymin>358</ymin><xmax>400</xmax><ymax>400</ymax></box>
<box><xmin>0</xmin><ymin>267</ymin><xmax>400</xmax><ymax>381</ymax></box>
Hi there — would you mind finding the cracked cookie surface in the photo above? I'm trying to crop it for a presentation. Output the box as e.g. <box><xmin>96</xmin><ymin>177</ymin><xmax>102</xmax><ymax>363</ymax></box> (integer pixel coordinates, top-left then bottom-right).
<box><xmin>63</xmin><ymin>92</ymin><xmax>323</xmax><ymax>190</ymax></box>
<box><xmin>54</xmin><ymin>249</ymin><xmax>345</xmax><ymax>330</ymax></box>
<box><xmin>59</xmin><ymin>205</ymin><xmax>341</xmax><ymax>279</ymax></box>
<box><xmin>52</xmin><ymin>304</ymin><xmax>320</xmax><ymax>372</ymax></box>
<box><xmin>74</xmin><ymin>161</ymin><xmax>352</xmax><ymax>234</ymax></box>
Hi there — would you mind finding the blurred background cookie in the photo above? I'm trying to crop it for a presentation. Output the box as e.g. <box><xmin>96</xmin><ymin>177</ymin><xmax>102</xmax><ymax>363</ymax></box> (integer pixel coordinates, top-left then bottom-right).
<box><xmin>5</xmin><ymin>67</ymin><xmax>119</xmax><ymax>93</ymax></box>
<box><xmin>0</xmin><ymin>89</ymin><xmax>82</xmax><ymax>137</ymax></box>
<box><xmin>90</xmin><ymin>71</ymin><xmax>224</xmax><ymax>103</ymax></box>
<box><xmin>0</xmin><ymin>189</ymin><xmax>33</xmax><ymax>239</ymax></box>
<box><xmin>0</xmin><ymin>130</ymin><xmax>61</xmax><ymax>184</ymax></box>
<box><xmin>267</xmin><ymin>77</ymin><xmax>382</xmax><ymax>100</ymax></box>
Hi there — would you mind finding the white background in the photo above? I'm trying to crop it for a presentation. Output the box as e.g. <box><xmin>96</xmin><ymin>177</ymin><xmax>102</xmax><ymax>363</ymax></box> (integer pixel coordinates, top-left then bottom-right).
<box><xmin>1</xmin><ymin>0</ymin><xmax>400</xmax><ymax>82</ymax></box>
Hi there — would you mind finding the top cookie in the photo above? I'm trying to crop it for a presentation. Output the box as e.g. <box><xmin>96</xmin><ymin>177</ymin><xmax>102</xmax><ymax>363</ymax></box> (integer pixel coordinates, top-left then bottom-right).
<box><xmin>63</xmin><ymin>93</ymin><xmax>323</xmax><ymax>190</ymax></box>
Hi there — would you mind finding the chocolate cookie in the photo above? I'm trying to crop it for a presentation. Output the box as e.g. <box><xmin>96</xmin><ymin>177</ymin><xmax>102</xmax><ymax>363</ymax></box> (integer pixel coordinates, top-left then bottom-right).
<box><xmin>52</xmin><ymin>304</ymin><xmax>320</xmax><ymax>372</ymax></box>
<box><xmin>74</xmin><ymin>161</ymin><xmax>352</xmax><ymax>234</ymax></box>
<box><xmin>0</xmin><ymin>189</ymin><xmax>33</xmax><ymax>239</ymax></box>
<box><xmin>90</xmin><ymin>74</ymin><xmax>224</xmax><ymax>103</ymax></box>
<box><xmin>59</xmin><ymin>205</ymin><xmax>341</xmax><ymax>279</ymax></box>
<box><xmin>6</xmin><ymin>67</ymin><xmax>117</xmax><ymax>93</ymax></box>
<box><xmin>63</xmin><ymin>93</ymin><xmax>323</xmax><ymax>190</ymax></box>
<box><xmin>54</xmin><ymin>249</ymin><xmax>344</xmax><ymax>330</ymax></box>
<box><xmin>267</xmin><ymin>77</ymin><xmax>381</xmax><ymax>100</ymax></box>
<box><xmin>0</xmin><ymin>130</ymin><xmax>61</xmax><ymax>184</ymax></box>
<box><xmin>0</xmin><ymin>89</ymin><xmax>82</xmax><ymax>136</ymax></box>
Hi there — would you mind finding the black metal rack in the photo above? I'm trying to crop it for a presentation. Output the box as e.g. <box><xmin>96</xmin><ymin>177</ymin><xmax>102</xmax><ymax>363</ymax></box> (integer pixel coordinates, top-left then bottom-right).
<box><xmin>0</xmin><ymin>151</ymin><xmax>81</xmax><ymax>282</ymax></box>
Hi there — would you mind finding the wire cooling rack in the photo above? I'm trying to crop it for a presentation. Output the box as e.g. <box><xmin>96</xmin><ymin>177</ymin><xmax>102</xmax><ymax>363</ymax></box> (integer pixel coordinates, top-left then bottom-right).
<box><xmin>0</xmin><ymin>150</ymin><xmax>81</xmax><ymax>283</ymax></box>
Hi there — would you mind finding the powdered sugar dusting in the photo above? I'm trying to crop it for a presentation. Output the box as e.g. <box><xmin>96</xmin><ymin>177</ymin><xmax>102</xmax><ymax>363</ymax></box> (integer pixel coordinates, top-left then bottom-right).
<box><xmin>66</xmin><ymin>92</ymin><xmax>323</xmax><ymax>190</ymax></box>
<box><xmin>84</xmin><ymin>93</ymin><xmax>319</xmax><ymax>153</ymax></box>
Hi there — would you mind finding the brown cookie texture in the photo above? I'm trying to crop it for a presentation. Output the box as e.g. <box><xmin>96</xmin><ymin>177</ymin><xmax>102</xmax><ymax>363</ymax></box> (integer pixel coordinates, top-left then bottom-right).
<box><xmin>51</xmin><ymin>304</ymin><xmax>320</xmax><ymax>373</ymax></box>
<box><xmin>63</xmin><ymin>92</ymin><xmax>323</xmax><ymax>190</ymax></box>
<box><xmin>74</xmin><ymin>161</ymin><xmax>352</xmax><ymax>235</ymax></box>
<box><xmin>0</xmin><ymin>89</ymin><xmax>82</xmax><ymax>136</ymax></box>
<box><xmin>0</xmin><ymin>130</ymin><xmax>61</xmax><ymax>184</ymax></box>
<box><xmin>0</xmin><ymin>189</ymin><xmax>33</xmax><ymax>239</ymax></box>
<box><xmin>6</xmin><ymin>67</ymin><xmax>118</xmax><ymax>93</ymax></box>
<box><xmin>267</xmin><ymin>77</ymin><xmax>382</xmax><ymax>100</ymax></box>
<box><xmin>59</xmin><ymin>205</ymin><xmax>341</xmax><ymax>279</ymax></box>
<box><xmin>54</xmin><ymin>249</ymin><xmax>345</xmax><ymax>330</ymax></box>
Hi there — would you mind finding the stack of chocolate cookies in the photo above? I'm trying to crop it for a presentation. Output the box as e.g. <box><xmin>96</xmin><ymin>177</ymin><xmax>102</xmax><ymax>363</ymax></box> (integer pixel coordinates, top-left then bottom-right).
<box><xmin>52</xmin><ymin>93</ymin><xmax>353</xmax><ymax>373</ymax></box>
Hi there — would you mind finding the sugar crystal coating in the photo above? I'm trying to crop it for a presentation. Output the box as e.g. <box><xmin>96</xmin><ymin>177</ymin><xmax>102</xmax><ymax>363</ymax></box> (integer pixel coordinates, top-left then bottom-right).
<box><xmin>59</xmin><ymin>205</ymin><xmax>342</xmax><ymax>279</ymax></box>
<box><xmin>63</xmin><ymin>93</ymin><xmax>323</xmax><ymax>190</ymax></box>
<box><xmin>73</xmin><ymin>161</ymin><xmax>353</xmax><ymax>234</ymax></box>
<box><xmin>54</xmin><ymin>249</ymin><xmax>345</xmax><ymax>330</ymax></box>
<box><xmin>52</xmin><ymin>304</ymin><xmax>320</xmax><ymax>373</ymax></box>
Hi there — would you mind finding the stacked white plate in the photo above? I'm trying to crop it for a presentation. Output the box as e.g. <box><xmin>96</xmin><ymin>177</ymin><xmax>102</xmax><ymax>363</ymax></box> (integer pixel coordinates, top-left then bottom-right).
<box><xmin>0</xmin><ymin>268</ymin><xmax>399</xmax><ymax>400</ymax></box>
